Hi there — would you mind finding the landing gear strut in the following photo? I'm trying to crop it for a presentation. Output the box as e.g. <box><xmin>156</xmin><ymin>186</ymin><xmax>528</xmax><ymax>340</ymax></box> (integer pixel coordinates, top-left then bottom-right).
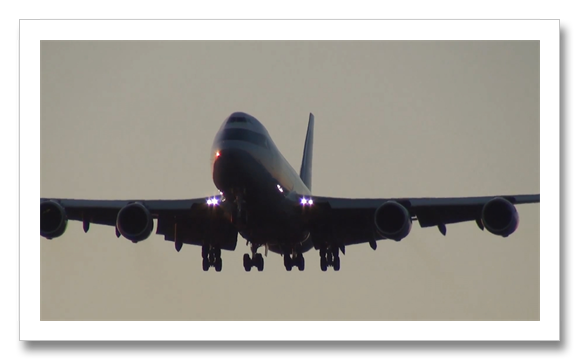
<box><xmin>243</xmin><ymin>244</ymin><xmax>264</xmax><ymax>272</ymax></box>
<box><xmin>231</xmin><ymin>193</ymin><xmax>248</xmax><ymax>228</ymax></box>
<box><xmin>284</xmin><ymin>251</ymin><xmax>305</xmax><ymax>271</ymax></box>
<box><xmin>319</xmin><ymin>246</ymin><xmax>340</xmax><ymax>271</ymax></box>
<box><xmin>202</xmin><ymin>244</ymin><xmax>223</xmax><ymax>272</ymax></box>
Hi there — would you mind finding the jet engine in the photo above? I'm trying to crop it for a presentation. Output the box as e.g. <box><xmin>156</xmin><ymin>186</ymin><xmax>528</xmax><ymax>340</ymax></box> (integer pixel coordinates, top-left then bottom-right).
<box><xmin>481</xmin><ymin>197</ymin><xmax>519</xmax><ymax>237</ymax></box>
<box><xmin>40</xmin><ymin>200</ymin><xmax>68</xmax><ymax>239</ymax></box>
<box><xmin>374</xmin><ymin>201</ymin><xmax>412</xmax><ymax>241</ymax></box>
<box><xmin>116</xmin><ymin>203</ymin><xmax>153</xmax><ymax>242</ymax></box>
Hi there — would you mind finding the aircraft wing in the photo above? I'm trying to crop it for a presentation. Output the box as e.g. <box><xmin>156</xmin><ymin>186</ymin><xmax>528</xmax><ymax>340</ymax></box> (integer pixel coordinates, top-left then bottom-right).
<box><xmin>39</xmin><ymin>197</ymin><xmax>238</xmax><ymax>250</ymax></box>
<box><xmin>299</xmin><ymin>194</ymin><xmax>539</xmax><ymax>248</ymax></box>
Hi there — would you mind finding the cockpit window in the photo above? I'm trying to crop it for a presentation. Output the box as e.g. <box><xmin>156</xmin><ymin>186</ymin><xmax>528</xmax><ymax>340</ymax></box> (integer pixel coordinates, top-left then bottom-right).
<box><xmin>227</xmin><ymin>116</ymin><xmax>248</xmax><ymax>124</ymax></box>
<box><xmin>217</xmin><ymin>128</ymin><xmax>269</xmax><ymax>148</ymax></box>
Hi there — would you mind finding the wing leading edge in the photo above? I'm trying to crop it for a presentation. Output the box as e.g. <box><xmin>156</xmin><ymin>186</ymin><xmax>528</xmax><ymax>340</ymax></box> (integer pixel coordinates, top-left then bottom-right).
<box><xmin>299</xmin><ymin>193</ymin><xmax>539</xmax><ymax>248</ymax></box>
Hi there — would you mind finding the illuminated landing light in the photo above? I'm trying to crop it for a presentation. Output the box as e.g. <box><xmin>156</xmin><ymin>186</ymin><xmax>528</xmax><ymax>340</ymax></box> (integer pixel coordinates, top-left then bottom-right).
<box><xmin>277</xmin><ymin>184</ymin><xmax>284</xmax><ymax>193</ymax></box>
<box><xmin>300</xmin><ymin>197</ymin><xmax>314</xmax><ymax>206</ymax></box>
<box><xmin>308</xmin><ymin>199</ymin><xmax>313</xmax><ymax>205</ymax></box>
<box><xmin>207</xmin><ymin>197</ymin><xmax>220</xmax><ymax>206</ymax></box>
<box><xmin>215</xmin><ymin>151</ymin><xmax>221</xmax><ymax>157</ymax></box>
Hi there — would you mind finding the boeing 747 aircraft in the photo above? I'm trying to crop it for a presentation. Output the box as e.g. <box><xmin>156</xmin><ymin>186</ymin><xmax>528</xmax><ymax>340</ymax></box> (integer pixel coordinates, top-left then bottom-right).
<box><xmin>40</xmin><ymin>112</ymin><xmax>540</xmax><ymax>272</ymax></box>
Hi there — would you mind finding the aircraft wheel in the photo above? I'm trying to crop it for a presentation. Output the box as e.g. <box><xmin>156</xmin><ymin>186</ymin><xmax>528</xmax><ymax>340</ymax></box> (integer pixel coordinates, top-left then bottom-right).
<box><xmin>333</xmin><ymin>256</ymin><xmax>340</xmax><ymax>271</ymax></box>
<box><xmin>297</xmin><ymin>254</ymin><xmax>305</xmax><ymax>271</ymax></box>
<box><xmin>254</xmin><ymin>254</ymin><xmax>264</xmax><ymax>272</ymax></box>
<box><xmin>202</xmin><ymin>257</ymin><xmax>210</xmax><ymax>271</ymax></box>
<box><xmin>215</xmin><ymin>258</ymin><xmax>223</xmax><ymax>272</ymax></box>
<box><xmin>320</xmin><ymin>257</ymin><xmax>327</xmax><ymax>271</ymax></box>
<box><xmin>243</xmin><ymin>253</ymin><xmax>252</xmax><ymax>272</ymax></box>
<box><xmin>283</xmin><ymin>254</ymin><xmax>292</xmax><ymax>271</ymax></box>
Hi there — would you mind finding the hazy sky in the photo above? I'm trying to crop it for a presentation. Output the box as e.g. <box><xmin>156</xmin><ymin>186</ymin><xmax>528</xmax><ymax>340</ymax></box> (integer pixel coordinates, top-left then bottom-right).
<box><xmin>40</xmin><ymin>41</ymin><xmax>540</xmax><ymax>320</ymax></box>
<box><xmin>40</xmin><ymin>40</ymin><xmax>539</xmax><ymax>321</ymax></box>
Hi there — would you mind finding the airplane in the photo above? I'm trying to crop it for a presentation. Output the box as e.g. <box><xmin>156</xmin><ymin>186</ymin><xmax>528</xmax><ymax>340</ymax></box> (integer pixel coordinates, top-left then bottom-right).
<box><xmin>40</xmin><ymin>112</ymin><xmax>540</xmax><ymax>272</ymax></box>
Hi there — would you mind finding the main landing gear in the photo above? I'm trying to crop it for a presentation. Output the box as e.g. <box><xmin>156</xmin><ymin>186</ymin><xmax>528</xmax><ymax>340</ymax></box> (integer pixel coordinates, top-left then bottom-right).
<box><xmin>243</xmin><ymin>244</ymin><xmax>264</xmax><ymax>272</ymax></box>
<box><xmin>319</xmin><ymin>247</ymin><xmax>340</xmax><ymax>271</ymax></box>
<box><xmin>202</xmin><ymin>245</ymin><xmax>222</xmax><ymax>272</ymax></box>
<box><xmin>284</xmin><ymin>251</ymin><xmax>305</xmax><ymax>271</ymax></box>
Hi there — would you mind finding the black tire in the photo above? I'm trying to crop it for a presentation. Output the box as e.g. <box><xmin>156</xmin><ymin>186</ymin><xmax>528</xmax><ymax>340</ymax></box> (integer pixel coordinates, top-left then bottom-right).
<box><xmin>333</xmin><ymin>256</ymin><xmax>340</xmax><ymax>271</ymax></box>
<box><xmin>320</xmin><ymin>257</ymin><xmax>327</xmax><ymax>271</ymax></box>
<box><xmin>243</xmin><ymin>253</ymin><xmax>252</xmax><ymax>272</ymax></box>
<box><xmin>255</xmin><ymin>254</ymin><xmax>264</xmax><ymax>272</ymax></box>
<box><xmin>215</xmin><ymin>258</ymin><xmax>223</xmax><ymax>272</ymax></box>
<box><xmin>202</xmin><ymin>258</ymin><xmax>210</xmax><ymax>271</ymax></box>
<box><xmin>283</xmin><ymin>254</ymin><xmax>292</xmax><ymax>271</ymax></box>
<box><xmin>297</xmin><ymin>254</ymin><xmax>305</xmax><ymax>271</ymax></box>
<box><xmin>202</xmin><ymin>245</ymin><xmax>209</xmax><ymax>259</ymax></box>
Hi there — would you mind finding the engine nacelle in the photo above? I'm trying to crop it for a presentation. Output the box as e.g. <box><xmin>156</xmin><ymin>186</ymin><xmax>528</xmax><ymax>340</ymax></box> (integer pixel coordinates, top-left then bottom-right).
<box><xmin>374</xmin><ymin>201</ymin><xmax>412</xmax><ymax>241</ymax></box>
<box><xmin>116</xmin><ymin>203</ymin><xmax>153</xmax><ymax>242</ymax></box>
<box><xmin>481</xmin><ymin>197</ymin><xmax>519</xmax><ymax>237</ymax></box>
<box><xmin>40</xmin><ymin>200</ymin><xmax>68</xmax><ymax>239</ymax></box>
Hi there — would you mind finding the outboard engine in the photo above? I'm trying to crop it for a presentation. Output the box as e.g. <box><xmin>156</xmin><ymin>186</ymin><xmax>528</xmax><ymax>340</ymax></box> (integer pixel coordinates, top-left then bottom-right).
<box><xmin>40</xmin><ymin>200</ymin><xmax>68</xmax><ymax>239</ymax></box>
<box><xmin>481</xmin><ymin>197</ymin><xmax>519</xmax><ymax>237</ymax></box>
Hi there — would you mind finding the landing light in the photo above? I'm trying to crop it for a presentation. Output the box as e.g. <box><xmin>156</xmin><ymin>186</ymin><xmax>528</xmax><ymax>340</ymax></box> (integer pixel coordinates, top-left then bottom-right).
<box><xmin>207</xmin><ymin>197</ymin><xmax>220</xmax><ymax>206</ymax></box>
<box><xmin>215</xmin><ymin>151</ymin><xmax>220</xmax><ymax>157</ymax></box>
<box><xmin>277</xmin><ymin>184</ymin><xmax>284</xmax><ymax>193</ymax></box>
<box><xmin>300</xmin><ymin>197</ymin><xmax>314</xmax><ymax>206</ymax></box>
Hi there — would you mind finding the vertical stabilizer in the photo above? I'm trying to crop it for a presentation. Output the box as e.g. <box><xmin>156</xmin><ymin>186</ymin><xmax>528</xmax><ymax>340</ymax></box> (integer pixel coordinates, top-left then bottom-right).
<box><xmin>300</xmin><ymin>113</ymin><xmax>315</xmax><ymax>191</ymax></box>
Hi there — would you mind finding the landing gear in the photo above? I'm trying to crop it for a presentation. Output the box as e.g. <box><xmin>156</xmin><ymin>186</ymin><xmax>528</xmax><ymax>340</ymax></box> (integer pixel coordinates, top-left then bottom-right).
<box><xmin>231</xmin><ymin>194</ymin><xmax>248</xmax><ymax>228</ymax></box>
<box><xmin>231</xmin><ymin>208</ymin><xmax>248</xmax><ymax>227</ymax></box>
<box><xmin>243</xmin><ymin>244</ymin><xmax>264</xmax><ymax>272</ymax></box>
<box><xmin>202</xmin><ymin>245</ymin><xmax>223</xmax><ymax>272</ymax></box>
<box><xmin>319</xmin><ymin>249</ymin><xmax>328</xmax><ymax>271</ymax></box>
<box><xmin>284</xmin><ymin>251</ymin><xmax>305</xmax><ymax>271</ymax></box>
<box><xmin>320</xmin><ymin>246</ymin><xmax>340</xmax><ymax>271</ymax></box>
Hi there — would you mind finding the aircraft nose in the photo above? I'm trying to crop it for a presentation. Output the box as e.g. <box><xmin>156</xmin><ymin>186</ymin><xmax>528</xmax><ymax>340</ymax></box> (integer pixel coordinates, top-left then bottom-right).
<box><xmin>213</xmin><ymin>148</ymin><xmax>243</xmax><ymax>175</ymax></box>
<box><xmin>213</xmin><ymin>147</ymin><xmax>232</xmax><ymax>164</ymax></box>
<box><xmin>212</xmin><ymin>148</ymin><xmax>256</xmax><ymax>192</ymax></box>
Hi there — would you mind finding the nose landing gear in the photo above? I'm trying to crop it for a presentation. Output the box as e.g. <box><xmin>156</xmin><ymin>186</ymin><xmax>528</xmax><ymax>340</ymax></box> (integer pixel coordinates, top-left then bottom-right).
<box><xmin>230</xmin><ymin>192</ymin><xmax>248</xmax><ymax>228</ymax></box>
<box><xmin>283</xmin><ymin>251</ymin><xmax>305</xmax><ymax>271</ymax></box>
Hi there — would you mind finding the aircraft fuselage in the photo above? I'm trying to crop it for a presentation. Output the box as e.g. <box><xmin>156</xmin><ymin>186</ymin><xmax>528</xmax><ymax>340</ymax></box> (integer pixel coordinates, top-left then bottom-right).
<box><xmin>211</xmin><ymin>112</ymin><xmax>313</xmax><ymax>254</ymax></box>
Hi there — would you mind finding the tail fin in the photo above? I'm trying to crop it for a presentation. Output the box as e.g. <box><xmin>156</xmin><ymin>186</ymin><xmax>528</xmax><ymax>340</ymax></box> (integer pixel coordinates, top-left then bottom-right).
<box><xmin>300</xmin><ymin>113</ymin><xmax>315</xmax><ymax>191</ymax></box>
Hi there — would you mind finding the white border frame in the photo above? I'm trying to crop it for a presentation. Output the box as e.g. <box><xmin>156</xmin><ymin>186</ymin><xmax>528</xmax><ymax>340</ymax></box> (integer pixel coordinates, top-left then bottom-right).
<box><xmin>20</xmin><ymin>19</ymin><xmax>559</xmax><ymax>341</ymax></box>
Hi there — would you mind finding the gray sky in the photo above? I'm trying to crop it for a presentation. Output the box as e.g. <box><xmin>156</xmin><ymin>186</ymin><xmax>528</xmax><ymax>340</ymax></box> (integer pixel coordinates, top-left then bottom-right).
<box><xmin>40</xmin><ymin>41</ymin><xmax>539</xmax><ymax>321</ymax></box>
